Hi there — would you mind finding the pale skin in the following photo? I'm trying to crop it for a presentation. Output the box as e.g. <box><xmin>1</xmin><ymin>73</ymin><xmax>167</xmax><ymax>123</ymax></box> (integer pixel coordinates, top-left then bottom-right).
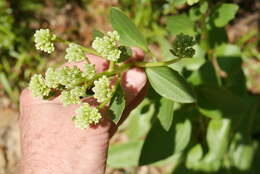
<box><xmin>19</xmin><ymin>48</ymin><xmax>147</xmax><ymax>174</ymax></box>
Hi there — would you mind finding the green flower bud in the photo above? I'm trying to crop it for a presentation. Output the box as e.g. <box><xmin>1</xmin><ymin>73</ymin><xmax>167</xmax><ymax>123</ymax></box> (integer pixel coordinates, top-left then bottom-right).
<box><xmin>45</xmin><ymin>67</ymin><xmax>59</xmax><ymax>88</ymax></box>
<box><xmin>60</xmin><ymin>86</ymin><xmax>86</xmax><ymax>106</ymax></box>
<box><xmin>170</xmin><ymin>33</ymin><xmax>196</xmax><ymax>58</ymax></box>
<box><xmin>65</xmin><ymin>43</ymin><xmax>86</xmax><ymax>62</ymax></box>
<box><xmin>57</xmin><ymin>66</ymin><xmax>85</xmax><ymax>88</ymax></box>
<box><xmin>34</xmin><ymin>29</ymin><xmax>56</xmax><ymax>53</ymax></box>
<box><xmin>73</xmin><ymin>103</ymin><xmax>102</xmax><ymax>129</ymax></box>
<box><xmin>92</xmin><ymin>31</ymin><xmax>121</xmax><ymax>61</ymax></box>
<box><xmin>92</xmin><ymin>75</ymin><xmax>112</xmax><ymax>103</ymax></box>
<box><xmin>29</xmin><ymin>74</ymin><xmax>50</xmax><ymax>98</ymax></box>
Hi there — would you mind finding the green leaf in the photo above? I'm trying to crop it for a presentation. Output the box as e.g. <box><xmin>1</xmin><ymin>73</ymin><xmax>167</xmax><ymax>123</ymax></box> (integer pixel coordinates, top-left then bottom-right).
<box><xmin>210</xmin><ymin>3</ymin><xmax>239</xmax><ymax>27</ymax></box>
<box><xmin>187</xmin><ymin>61</ymin><xmax>218</xmax><ymax>86</ymax></box>
<box><xmin>232</xmin><ymin>142</ymin><xmax>257</xmax><ymax>170</ymax></box>
<box><xmin>200</xmin><ymin>1</ymin><xmax>208</xmax><ymax>14</ymax></box>
<box><xmin>197</xmin><ymin>86</ymin><xmax>245</xmax><ymax>119</ymax></box>
<box><xmin>189</xmin><ymin>119</ymin><xmax>231</xmax><ymax>172</ymax></box>
<box><xmin>158</xmin><ymin>97</ymin><xmax>175</xmax><ymax>131</ymax></box>
<box><xmin>189</xmin><ymin>2</ymin><xmax>208</xmax><ymax>21</ymax></box>
<box><xmin>126</xmin><ymin>99</ymin><xmax>155</xmax><ymax>140</ymax></box>
<box><xmin>175</xmin><ymin>119</ymin><xmax>192</xmax><ymax>153</ymax></box>
<box><xmin>215</xmin><ymin>44</ymin><xmax>241</xmax><ymax>57</ymax></box>
<box><xmin>174</xmin><ymin>0</ymin><xmax>187</xmax><ymax>6</ymax></box>
<box><xmin>189</xmin><ymin>6</ymin><xmax>202</xmax><ymax>21</ymax></box>
<box><xmin>156</xmin><ymin>36</ymin><xmax>173</xmax><ymax>59</ymax></box>
<box><xmin>202</xmin><ymin>26</ymin><xmax>228</xmax><ymax>50</ymax></box>
<box><xmin>229</xmin><ymin>133</ymin><xmax>258</xmax><ymax>171</ymax></box>
<box><xmin>206</xmin><ymin>119</ymin><xmax>231</xmax><ymax>159</ymax></box>
<box><xmin>146</xmin><ymin>66</ymin><xmax>196</xmax><ymax>103</ymax></box>
<box><xmin>139</xmin><ymin>118</ymin><xmax>175</xmax><ymax>165</ymax></box>
<box><xmin>109</xmin><ymin>85</ymin><xmax>126</xmax><ymax>124</ymax></box>
<box><xmin>166</xmin><ymin>14</ymin><xmax>195</xmax><ymax>36</ymax></box>
<box><xmin>110</xmin><ymin>7</ymin><xmax>148</xmax><ymax>51</ymax></box>
<box><xmin>108</xmin><ymin>140</ymin><xmax>144</xmax><ymax>168</ymax></box>
<box><xmin>186</xmin><ymin>144</ymin><xmax>203</xmax><ymax>169</ymax></box>
<box><xmin>139</xmin><ymin>106</ymin><xmax>194</xmax><ymax>165</ymax></box>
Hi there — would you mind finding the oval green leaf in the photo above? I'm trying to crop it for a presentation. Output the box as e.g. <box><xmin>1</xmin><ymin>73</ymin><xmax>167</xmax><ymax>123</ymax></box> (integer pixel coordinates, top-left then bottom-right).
<box><xmin>146</xmin><ymin>66</ymin><xmax>196</xmax><ymax>103</ymax></box>
<box><xmin>175</xmin><ymin>119</ymin><xmax>192</xmax><ymax>153</ymax></box>
<box><xmin>110</xmin><ymin>8</ymin><xmax>148</xmax><ymax>51</ymax></box>
<box><xmin>158</xmin><ymin>97</ymin><xmax>175</xmax><ymax>131</ymax></box>
<box><xmin>211</xmin><ymin>3</ymin><xmax>239</xmax><ymax>27</ymax></box>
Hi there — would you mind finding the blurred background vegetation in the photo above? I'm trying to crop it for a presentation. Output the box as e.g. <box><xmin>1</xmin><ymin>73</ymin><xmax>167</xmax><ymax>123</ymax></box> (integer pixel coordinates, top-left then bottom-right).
<box><xmin>0</xmin><ymin>0</ymin><xmax>259</xmax><ymax>174</ymax></box>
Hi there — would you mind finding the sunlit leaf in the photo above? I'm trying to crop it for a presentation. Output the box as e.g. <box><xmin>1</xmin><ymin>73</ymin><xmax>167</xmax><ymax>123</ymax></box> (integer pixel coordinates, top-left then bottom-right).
<box><xmin>210</xmin><ymin>3</ymin><xmax>239</xmax><ymax>27</ymax></box>
<box><xmin>158</xmin><ymin>97</ymin><xmax>175</xmax><ymax>131</ymax></box>
<box><xmin>110</xmin><ymin>8</ymin><xmax>148</xmax><ymax>51</ymax></box>
<box><xmin>146</xmin><ymin>66</ymin><xmax>196</xmax><ymax>103</ymax></box>
<box><xmin>166</xmin><ymin>14</ymin><xmax>195</xmax><ymax>35</ymax></box>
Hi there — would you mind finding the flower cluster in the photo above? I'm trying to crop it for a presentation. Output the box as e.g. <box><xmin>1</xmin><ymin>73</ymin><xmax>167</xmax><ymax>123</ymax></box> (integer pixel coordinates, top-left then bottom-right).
<box><xmin>29</xmin><ymin>74</ymin><xmax>50</xmax><ymax>98</ymax></box>
<box><xmin>60</xmin><ymin>86</ymin><xmax>86</xmax><ymax>106</ymax></box>
<box><xmin>34</xmin><ymin>29</ymin><xmax>56</xmax><ymax>53</ymax></box>
<box><xmin>92</xmin><ymin>31</ymin><xmax>121</xmax><ymax>61</ymax></box>
<box><xmin>73</xmin><ymin>103</ymin><xmax>102</xmax><ymax>129</ymax></box>
<box><xmin>170</xmin><ymin>33</ymin><xmax>196</xmax><ymax>58</ymax></box>
<box><xmin>83</xmin><ymin>64</ymin><xmax>96</xmax><ymax>79</ymax></box>
<box><xmin>45</xmin><ymin>67</ymin><xmax>59</xmax><ymax>88</ymax></box>
<box><xmin>30</xmin><ymin>29</ymin><xmax>122</xmax><ymax>129</ymax></box>
<box><xmin>65</xmin><ymin>43</ymin><xmax>86</xmax><ymax>62</ymax></box>
<box><xmin>57</xmin><ymin>66</ymin><xmax>86</xmax><ymax>89</ymax></box>
<box><xmin>92</xmin><ymin>76</ymin><xmax>112</xmax><ymax>103</ymax></box>
<box><xmin>187</xmin><ymin>0</ymin><xmax>199</xmax><ymax>6</ymax></box>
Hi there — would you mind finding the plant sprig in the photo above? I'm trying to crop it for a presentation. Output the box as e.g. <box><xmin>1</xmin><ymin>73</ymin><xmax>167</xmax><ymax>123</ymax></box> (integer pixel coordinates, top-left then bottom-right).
<box><xmin>29</xmin><ymin>9</ymin><xmax>196</xmax><ymax>129</ymax></box>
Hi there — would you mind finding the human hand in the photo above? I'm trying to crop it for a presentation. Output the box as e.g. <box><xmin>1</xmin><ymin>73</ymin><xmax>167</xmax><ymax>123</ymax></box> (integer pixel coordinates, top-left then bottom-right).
<box><xmin>19</xmin><ymin>48</ymin><xmax>147</xmax><ymax>174</ymax></box>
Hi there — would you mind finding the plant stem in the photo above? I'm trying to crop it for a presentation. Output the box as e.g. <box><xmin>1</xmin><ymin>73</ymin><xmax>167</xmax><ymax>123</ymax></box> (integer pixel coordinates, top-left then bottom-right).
<box><xmin>108</xmin><ymin>61</ymin><xmax>115</xmax><ymax>72</ymax></box>
<box><xmin>134</xmin><ymin>58</ymin><xmax>182</xmax><ymax>67</ymax></box>
<box><xmin>55</xmin><ymin>37</ymin><xmax>182</xmax><ymax>68</ymax></box>
<box><xmin>83</xmin><ymin>57</ymin><xmax>182</xmax><ymax>88</ymax></box>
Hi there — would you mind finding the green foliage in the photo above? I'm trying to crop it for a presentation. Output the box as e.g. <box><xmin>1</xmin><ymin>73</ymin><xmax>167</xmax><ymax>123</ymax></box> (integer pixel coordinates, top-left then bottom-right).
<box><xmin>146</xmin><ymin>66</ymin><xmax>196</xmax><ymax>103</ymax></box>
<box><xmin>157</xmin><ymin>97</ymin><xmax>175</xmax><ymax>131</ymax></box>
<box><xmin>110</xmin><ymin>7</ymin><xmax>148</xmax><ymax>51</ymax></box>
<box><xmin>108</xmin><ymin>140</ymin><xmax>144</xmax><ymax>168</ymax></box>
<box><xmin>210</xmin><ymin>3</ymin><xmax>239</xmax><ymax>27</ymax></box>
<box><xmin>0</xmin><ymin>0</ymin><xmax>46</xmax><ymax>103</ymax></box>
<box><xmin>166</xmin><ymin>14</ymin><xmax>195</xmax><ymax>36</ymax></box>
<box><xmin>3</xmin><ymin>0</ymin><xmax>260</xmax><ymax>173</ymax></box>
<box><xmin>106</xmin><ymin>1</ymin><xmax>259</xmax><ymax>173</ymax></box>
